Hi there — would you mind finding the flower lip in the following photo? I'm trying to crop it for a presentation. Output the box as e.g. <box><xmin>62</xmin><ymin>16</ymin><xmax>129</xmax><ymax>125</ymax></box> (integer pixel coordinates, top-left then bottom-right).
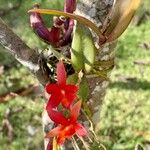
<box><xmin>46</xmin><ymin>101</ymin><xmax>87</xmax><ymax>145</ymax></box>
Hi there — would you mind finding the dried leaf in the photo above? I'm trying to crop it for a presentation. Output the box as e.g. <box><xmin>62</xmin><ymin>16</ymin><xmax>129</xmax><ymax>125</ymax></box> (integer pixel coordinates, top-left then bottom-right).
<box><xmin>103</xmin><ymin>0</ymin><xmax>141</xmax><ymax>42</ymax></box>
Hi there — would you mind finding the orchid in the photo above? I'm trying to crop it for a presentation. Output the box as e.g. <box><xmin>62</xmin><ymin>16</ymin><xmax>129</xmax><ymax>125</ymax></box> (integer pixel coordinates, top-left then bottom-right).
<box><xmin>45</xmin><ymin>61</ymin><xmax>87</xmax><ymax>148</ymax></box>
<box><xmin>29</xmin><ymin>4</ymin><xmax>61</xmax><ymax>47</ymax></box>
<box><xmin>46</xmin><ymin>101</ymin><xmax>87</xmax><ymax>145</ymax></box>
<box><xmin>29</xmin><ymin>0</ymin><xmax>77</xmax><ymax>47</ymax></box>
<box><xmin>46</xmin><ymin>61</ymin><xmax>78</xmax><ymax>109</ymax></box>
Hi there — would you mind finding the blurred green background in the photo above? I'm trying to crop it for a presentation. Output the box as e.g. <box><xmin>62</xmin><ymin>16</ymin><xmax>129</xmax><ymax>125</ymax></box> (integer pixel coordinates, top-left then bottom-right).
<box><xmin>0</xmin><ymin>0</ymin><xmax>150</xmax><ymax>149</ymax></box>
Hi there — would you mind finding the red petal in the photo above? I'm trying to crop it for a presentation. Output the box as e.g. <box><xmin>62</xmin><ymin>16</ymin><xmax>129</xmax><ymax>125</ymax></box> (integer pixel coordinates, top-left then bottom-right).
<box><xmin>64</xmin><ymin>84</ymin><xmax>78</xmax><ymax>93</ymax></box>
<box><xmin>46</xmin><ymin>84</ymin><xmax>60</xmax><ymax>94</ymax></box>
<box><xmin>64</xmin><ymin>0</ymin><xmax>76</xmax><ymax>13</ymax></box>
<box><xmin>46</xmin><ymin>94</ymin><xmax>62</xmax><ymax>109</ymax></box>
<box><xmin>61</xmin><ymin>94</ymin><xmax>77</xmax><ymax>109</ymax></box>
<box><xmin>56</xmin><ymin>61</ymin><xmax>66</xmax><ymax>85</ymax></box>
<box><xmin>57</xmin><ymin>136</ymin><xmax>66</xmax><ymax>145</ymax></box>
<box><xmin>66</xmin><ymin>93</ymin><xmax>77</xmax><ymax>101</ymax></box>
<box><xmin>47</xmin><ymin>109</ymin><xmax>69</xmax><ymax>125</ymax></box>
<box><xmin>64</xmin><ymin>125</ymin><xmax>76</xmax><ymax>137</ymax></box>
<box><xmin>75</xmin><ymin>123</ymin><xmax>87</xmax><ymax>136</ymax></box>
<box><xmin>61</xmin><ymin>95</ymin><xmax>76</xmax><ymax>109</ymax></box>
<box><xmin>70</xmin><ymin>101</ymin><xmax>81</xmax><ymax>122</ymax></box>
<box><xmin>61</xmin><ymin>91</ymin><xmax>77</xmax><ymax>109</ymax></box>
<box><xmin>46</xmin><ymin>140</ymin><xmax>53</xmax><ymax>150</ymax></box>
<box><xmin>49</xmin><ymin>27</ymin><xmax>61</xmax><ymax>43</ymax></box>
<box><xmin>61</xmin><ymin>97</ymin><xmax>71</xmax><ymax>109</ymax></box>
<box><xmin>46</xmin><ymin>126</ymin><xmax>62</xmax><ymax>138</ymax></box>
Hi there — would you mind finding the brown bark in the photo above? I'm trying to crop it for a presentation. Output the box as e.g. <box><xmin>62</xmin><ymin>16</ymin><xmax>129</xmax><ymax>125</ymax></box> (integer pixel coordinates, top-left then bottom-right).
<box><xmin>0</xmin><ymin>0</ymin><xmax>116</xmax><ymax>149</ymax></box>
<box><xmin>73</xmin><ymin>0</ymin><xmax>116</xmax><ymax>149</ymax></box>
<box><xmin>40</xmin><ymin>0</ymin><xmax>116</xmax><ymax>148</ymax></box>
<box><xmin>0</xmin><ymin>18</ymin><xmax>50</xmax><ymax>85</ymax></box>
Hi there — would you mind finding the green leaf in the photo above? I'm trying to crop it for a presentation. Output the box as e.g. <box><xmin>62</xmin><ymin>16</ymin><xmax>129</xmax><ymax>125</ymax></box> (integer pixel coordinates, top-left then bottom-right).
<box><xmin>67</xmin><ymin>73</ymin><xmax>78</xmax><ymax>84</ymax></box>
<box><xmin>78</xmin><ymin>76</ymin><xmax>89</xmax><ymax>101</ymax></box>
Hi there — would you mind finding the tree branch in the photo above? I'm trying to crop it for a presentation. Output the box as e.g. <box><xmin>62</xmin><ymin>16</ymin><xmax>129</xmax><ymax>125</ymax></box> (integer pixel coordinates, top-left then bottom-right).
<box><xmin>0</xmin><ymin>18</ymin><xmax>50</xmax><ymax>85</ymax></box>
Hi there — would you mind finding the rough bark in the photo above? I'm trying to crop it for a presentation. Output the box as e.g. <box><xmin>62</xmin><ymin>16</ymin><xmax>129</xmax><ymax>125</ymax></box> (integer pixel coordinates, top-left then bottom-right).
<box><xmin>0</xmin><ymin>18</ymin><xmax>50</xmax><ymax>85</ymax></box>
<box><xmin>0</xmin><ymin>0</ymin><xmax>116</xmax><ymax>149</ymax></box>
<box><xmin>74</xmin><ymin>0</ymin><xmax>116</xmax><ymax>149</ymax></box>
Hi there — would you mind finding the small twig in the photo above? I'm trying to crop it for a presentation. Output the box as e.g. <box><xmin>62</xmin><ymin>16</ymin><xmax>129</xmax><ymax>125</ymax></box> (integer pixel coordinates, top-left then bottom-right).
<box><xmin>72</xmin><ymin>137</ymin><xmax>80</xmax><ymax>150</ymax></box>
<box><xmin>77</xmin><ymin>136</ymin><xmax>90</xmax><ymax>150</ymax></box>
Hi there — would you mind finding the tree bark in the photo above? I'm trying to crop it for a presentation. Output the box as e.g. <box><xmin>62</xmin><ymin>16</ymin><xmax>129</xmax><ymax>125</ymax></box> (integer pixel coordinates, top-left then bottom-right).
<box><xmin>0</xmin><ymin>18</ymin><xmax>50</xmax><ymax>85</ymax></box>
<box><xmin>57</xmin><ymin>1</ymin><xmax>116</xmax><ymax>149</ymax></box>
<box><xmin>0</xmin><ymin>0</ymin><xmax>116</xmax><ymax>149</ymax></box>
<box><xmin>73</xmin><ymin>0</ymin><xmax>116</xmax><ymax>149</ymax></box>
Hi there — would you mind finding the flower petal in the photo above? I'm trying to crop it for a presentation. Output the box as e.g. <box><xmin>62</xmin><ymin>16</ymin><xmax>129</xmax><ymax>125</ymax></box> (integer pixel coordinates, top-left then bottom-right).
<box><xmin>64</xmin><ymin>84</ymin><xmax>78</xmax><ymax>93</ymax></box>
<box><xmin>62</xmin><ymin>94</ymin><xmax>77</xmax><ymax>109</ymax></box>
<box><xmin>46</xmin><ymin>94</ymin><xmax>62</xmax><ymax>109</ymax></box>
<box><xmin>75</xmin><ymin>123</ymin><xmax>87</xmax><ymax>136</ymax></box>
<box><xmin>47</xmin><ymin>109</ymin><xmax>69</xmax><ymax>125</ymax></box>
<box><xmin>56</xmin><ymin>61</ymin><xmax>66</xmax><ymax>85</ymax></box>
<box><xmin>49</xmin><ymin>27</ymin><xmax>61</xmax><ymax>44</ymax></box>
<box><xmin>60</xmin><ymin>19</ymin><xmax>74</xmax><ymax>46</ymax></box>
<box><xmin>46</xmin><ymin>84</ymin><xmax>60</xmax><ymax>94</ymax></box>
<box><xmin>46</xmin><ymin>126</ymin><xmax>62</xmax><ymax>138</ymax></box>
<box><xmin>61</xmin><ymin>97</ymin><xmax>71</xmax><ymax>109</ymax></box>
<box><xmin>30</xmin><ymin>5</ymin><xmax>60</xmax><ymax>47</ymax></box>
<box><xmin>66</xmin><ymin>93</ymin><xmax>77</xmax><ymax>101</ymax></box>
<box><xmin>70</xmin><ymin>100</ymin><xmax>81</xmax><ymax>122</ymax></box>
<box><xmin>57</xmin><ymin>136</ymin><xmax>66</xmax><ymax>145</ymax></box>
<box><xmin>64</xmin><ymin>0</ymin><xmax>76</xmax><ymax>13</ymax></box>
<box><xmin>46</xmin><ymin>140</ymin><xmax>53</xmax><ymax>150</ymax></box>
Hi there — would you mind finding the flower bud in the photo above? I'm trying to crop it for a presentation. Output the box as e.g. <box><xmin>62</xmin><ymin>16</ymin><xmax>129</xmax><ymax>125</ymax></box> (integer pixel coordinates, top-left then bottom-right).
<box><xmin>29</xmin><ymin>5</ymin><xmax>61</xmax><ymax>47</ymax></box>
<box><xmin>64</xmin><ymin>0</ymin><xmax>76</xmax><ymax>13</ymax></box>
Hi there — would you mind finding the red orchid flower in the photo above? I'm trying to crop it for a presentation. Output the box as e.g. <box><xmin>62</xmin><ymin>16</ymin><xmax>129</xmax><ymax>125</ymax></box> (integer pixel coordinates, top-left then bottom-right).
<box><xmin>46</xmin><ymin>101</ymin><xmax>87</xmax><ymax>145</ymax></box>
<box><xmin>46</xmin><ymin>61</ymin><xmax>78</xmax><ymax>109</ymax></box>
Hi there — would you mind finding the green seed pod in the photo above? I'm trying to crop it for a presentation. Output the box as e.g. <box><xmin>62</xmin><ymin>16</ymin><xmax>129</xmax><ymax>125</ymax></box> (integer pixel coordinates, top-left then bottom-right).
<box><xmin>71</xmin><ymin>23</ymin><xmax>96</xmax><ymax>73</ymax></box>
<box><xmin>82</xmin><ymin>26</ymin><xmax>96</xmax><ymax>73</ymax></box>
<box><xmin>71</xmin><ymin>22</ymin><xmax>84</xmax><ymax>71</ymax></box>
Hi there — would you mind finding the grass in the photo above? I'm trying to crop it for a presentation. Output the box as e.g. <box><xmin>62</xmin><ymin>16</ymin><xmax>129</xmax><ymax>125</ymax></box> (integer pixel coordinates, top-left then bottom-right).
<box><xmin>0</xmin><ymin>0</ymin><xmax>150</xmax><ymax>150</ymax></box>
